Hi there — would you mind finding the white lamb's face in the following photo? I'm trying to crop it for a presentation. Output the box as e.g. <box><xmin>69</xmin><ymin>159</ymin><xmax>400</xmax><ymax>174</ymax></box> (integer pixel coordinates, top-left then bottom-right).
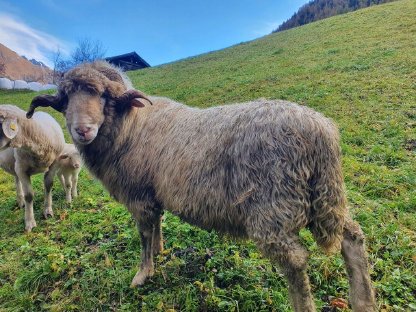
<box><xmin>59</xmin><ymin>152</ymin><xmax>82</xmax><ymax>169</ymax></box>
<box><xmin>65</xmin><ymin>91</ymin><xmax>105</xmax><ymax>145</ymax></box>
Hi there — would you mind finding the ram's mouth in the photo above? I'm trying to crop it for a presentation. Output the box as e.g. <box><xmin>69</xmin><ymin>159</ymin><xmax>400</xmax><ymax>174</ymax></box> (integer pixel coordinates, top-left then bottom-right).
<box><xmin>71</xmin><ymin>124</ymin><xmax>98</xmax><ymax>146</ymax></box>
<box><xmin>74</xmin><ymin>136</ymin><xmax>95</xmax><ymax>145</ymax></box>
<box><xmin>72</xmin><ymin>132</ymin><xmax>97</xmax><ymax>145</ymax></box>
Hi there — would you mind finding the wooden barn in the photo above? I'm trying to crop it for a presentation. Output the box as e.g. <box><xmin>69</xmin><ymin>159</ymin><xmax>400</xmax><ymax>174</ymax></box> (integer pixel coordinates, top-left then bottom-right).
<box><xmin>105</xmin><ymin>52</ymin><xmax>150</xmax><ymax>71</ymax></box>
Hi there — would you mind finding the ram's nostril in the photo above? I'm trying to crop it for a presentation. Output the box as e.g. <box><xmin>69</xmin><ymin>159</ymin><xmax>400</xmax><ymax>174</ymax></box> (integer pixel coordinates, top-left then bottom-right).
<box><xmin>75</xmin><ymin>126</ymin><xmax>92</xmax><ymax>136</ymax></box>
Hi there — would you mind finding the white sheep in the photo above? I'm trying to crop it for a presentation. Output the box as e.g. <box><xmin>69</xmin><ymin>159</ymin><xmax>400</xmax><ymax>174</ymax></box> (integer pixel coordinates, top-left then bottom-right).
<box><xmin>0</xmin><ymin>105</ymin><xmax>65</xmax><ymax>232</ymax></box>
<box><xmin>51</xmin><ymin>143</ymin><xmax>81</xmax><ymax>203</ymax></box>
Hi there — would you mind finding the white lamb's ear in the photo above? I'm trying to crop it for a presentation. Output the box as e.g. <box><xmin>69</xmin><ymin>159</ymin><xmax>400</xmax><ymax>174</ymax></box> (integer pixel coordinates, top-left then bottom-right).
<box><xmin>2</xmin><ymin>118</ymin><xmax>19</xmax><ymax>139</ymax></box>
<box><xmin>59</xmin><ymin>154</ymin><xmax>69</xmax><ymax>160</ymax></box>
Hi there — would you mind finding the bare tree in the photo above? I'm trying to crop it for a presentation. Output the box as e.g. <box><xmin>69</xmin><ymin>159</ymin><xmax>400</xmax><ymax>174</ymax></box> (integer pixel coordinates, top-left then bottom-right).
<box><xmin>51</xmin><ymin>47</ymin><xmax>71</xmax><ymax>83</ymax></box>
<box><xmin>50</xmin><ymin>38</ymin><xmax>107</xmax><ymax>80</ymax></box>
<box><xmin>71</xmin><ymin>38</ymin><xmax>106</xmax><ymax>64</ymax></box>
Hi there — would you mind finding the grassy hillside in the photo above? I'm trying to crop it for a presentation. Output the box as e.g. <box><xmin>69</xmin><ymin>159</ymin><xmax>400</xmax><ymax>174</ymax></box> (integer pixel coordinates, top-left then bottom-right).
<box><xmin>0</xmin><ymin>0</ymin><xmax>415</xmax><ymax>310</ymax></box>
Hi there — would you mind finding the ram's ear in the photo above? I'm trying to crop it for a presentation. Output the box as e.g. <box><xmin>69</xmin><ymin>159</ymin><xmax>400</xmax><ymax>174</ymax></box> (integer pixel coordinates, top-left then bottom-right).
<box><xmin>131</xmin><ymin>98</ymin><xmax>146</xmax><ymax>108</ymax></box>
<box><xmin>2</xmin><ymin>118</ymin><xmax>19</xmax><ymax>139</ymax></box>
<box><xmin>114</xmin><ymin>89</ymin><xmax>152</xmax><ymax>109</ymax></box>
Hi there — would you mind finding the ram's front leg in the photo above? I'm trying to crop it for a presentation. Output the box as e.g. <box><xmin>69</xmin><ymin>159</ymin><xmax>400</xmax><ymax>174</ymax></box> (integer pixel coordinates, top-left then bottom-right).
<box><xmin>130</xmin><ymin>203</ymin><xmax>162</xmax><ymax>287</ymax></box>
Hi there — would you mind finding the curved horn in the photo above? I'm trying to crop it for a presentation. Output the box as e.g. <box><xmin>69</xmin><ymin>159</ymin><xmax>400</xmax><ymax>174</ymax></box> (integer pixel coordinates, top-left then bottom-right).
<box><xmin>114</xmin><ymin>89</ymin><xmax>153</xmax><ymax>108</ymax></box>
<box><xmin>96</xmin><ymin>67</ymin><xmax>125</xmax><ymax>85</ymax></box>
<box><xmin>26</xmin><ymin>93</ymin><xmax>65</xmax><ymax>119</ymax></box>
<box><xmin>92</xmin><ymin>62</ymin><xmax>125</xmax><ymax>85</ymax></box>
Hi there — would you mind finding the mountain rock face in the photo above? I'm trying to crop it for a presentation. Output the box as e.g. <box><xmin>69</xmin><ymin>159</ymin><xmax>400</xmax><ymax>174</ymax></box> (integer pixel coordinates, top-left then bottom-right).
<box><xmin>0</xmin><ymin>43</ymin><xmax>52</xmax><ymax>83</ymax></box>
<box><xmin>21</xmin><ymin>55</ymin><xmax>49</xmax><ymax>68</ymax></box>
<box><xmin>274</xmin><ymin>0</ymin><xmax>397</xmax><ymax>32</ymax></box>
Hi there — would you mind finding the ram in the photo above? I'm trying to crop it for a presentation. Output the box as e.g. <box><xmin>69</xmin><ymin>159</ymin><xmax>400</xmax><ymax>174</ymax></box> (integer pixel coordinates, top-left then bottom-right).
<box><xmin>27</xmin><ymin>61</ymin><xmax>376</xmax><ymax>311</ymax></box>
<box><xmin>0</xmin><ymin>105</ymin><xmax>65</xmax><ymax>232</ymax></box>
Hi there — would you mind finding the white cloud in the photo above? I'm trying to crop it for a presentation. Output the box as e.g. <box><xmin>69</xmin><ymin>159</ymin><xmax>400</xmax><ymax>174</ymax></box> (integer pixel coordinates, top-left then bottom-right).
<box><xmin>0</xmin><ymin>13</ymin><xmax>70</xmax><ymax>67</ymax></box>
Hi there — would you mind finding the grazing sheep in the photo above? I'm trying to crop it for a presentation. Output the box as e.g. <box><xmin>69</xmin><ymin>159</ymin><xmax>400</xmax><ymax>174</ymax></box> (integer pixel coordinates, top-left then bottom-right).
<box><xmin>51</xmin><ymin>143</ymin><xmax>82</xmax><ymax>203</ymax></box>
<box><xmin>27</xmin><ymin>61</ymin><xmax>376</xmax><ymax>312</ymax></box>
<box><xmin>0</xmin><ymin>105</ymin><xmax>65</xmax><ymax>232</ymax></box>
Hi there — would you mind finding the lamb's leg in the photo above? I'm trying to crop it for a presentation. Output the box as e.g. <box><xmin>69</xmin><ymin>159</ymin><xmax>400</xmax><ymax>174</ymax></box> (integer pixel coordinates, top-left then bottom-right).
<box><xmin>130</xmin><ymin>205</ymin><xmax>161</xmax><ymax>287</ymax></box>
<box><xmin>71</xmin><ymin>173</ymin><xmax>78</xmax><ymax>198</ymax></box>
<box><xmin>57</xmin><ymin>173</ymin><xmax>71</xmax><ymax>203</ymax></box>
<box><xmin>59</xmin><ymin>174</ymin><xmax>65</xmax><ymax>188</ymax></box>
<box><xmin>14</xmin><ymin>176</ymin><xmax>25</xmax><ymax>208</ymax></box>
<box><xmin>152</xmin><ymin>214</ymin><xmax>164</xmax><ymax>256</ymax></box>
<box><xmin>341</xmin><ymin>218</ymin><xmax>376</xmax><ymax>312</ymax></box>
<box><xmin>64</xmin><ymin>175</ymin><xmax>73</xmax><ymax>203</ymax></box>
<box><xmin>43</xmin><ymin>169</ymin><xmax>55</xmax><ymax>218</ymax></box>
<box><xmin>254</xmin><ymin>232</ymin><xmax>316</xmax><ymax>312</ymax></box>
<box><xmin>16</xmin><ymin>170</ymin><xmax>36</xmax><ymax>232</ymax></box>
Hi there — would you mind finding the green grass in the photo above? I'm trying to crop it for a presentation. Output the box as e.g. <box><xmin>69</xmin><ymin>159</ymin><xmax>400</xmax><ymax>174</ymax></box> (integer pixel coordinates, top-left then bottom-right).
<box><xmin>1</xmin><ymin>0</ymin><xmax>415</xmax><ymax>310</ymax></box>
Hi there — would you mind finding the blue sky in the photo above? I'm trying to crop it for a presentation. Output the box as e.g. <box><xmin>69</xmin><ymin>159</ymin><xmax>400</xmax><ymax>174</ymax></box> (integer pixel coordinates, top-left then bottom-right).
<box><xmin>0</xmin><ymin>0</ymin><xmax>309</xmax><ymax>67</ymax></box>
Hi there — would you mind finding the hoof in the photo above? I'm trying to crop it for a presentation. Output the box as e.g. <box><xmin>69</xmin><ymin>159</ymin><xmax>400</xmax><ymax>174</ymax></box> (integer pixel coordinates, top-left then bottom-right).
<box><xmin>25</xmin><ymin>220</ymin><xmax>37</xmax><ymax>232</ymax></box>
<box><xmin>130</xmin><ymin>268</ymin><xmax>153</xmax><ymax>287</ymax></box>
<box><xmin>351</xmin><ymin>300</ymin><xmax>377</xmax><ymax>312</ymax></box>
<box><xmin>43</xmin><ymin>209</ymin><xmax>54</xmax><ymax>219</ymax></box>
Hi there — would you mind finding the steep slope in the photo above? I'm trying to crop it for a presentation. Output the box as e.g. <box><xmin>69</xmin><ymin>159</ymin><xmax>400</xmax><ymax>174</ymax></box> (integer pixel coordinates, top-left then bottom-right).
<box><xmin>0</xmin><ymin>0</ymin><xmax>415</xmax><ymax>311</ymax></box>
<box><xmin>0</xmin><ymin>43</ymin><xmax>52</xmax><ymax>83</ymax></box>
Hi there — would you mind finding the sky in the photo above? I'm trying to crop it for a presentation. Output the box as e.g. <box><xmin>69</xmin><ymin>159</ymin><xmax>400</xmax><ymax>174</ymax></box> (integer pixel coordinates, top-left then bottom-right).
<box><xmin>0</xmin><ymin>0</ymin><xmax>309</xmax><ymax>67</ymax></box>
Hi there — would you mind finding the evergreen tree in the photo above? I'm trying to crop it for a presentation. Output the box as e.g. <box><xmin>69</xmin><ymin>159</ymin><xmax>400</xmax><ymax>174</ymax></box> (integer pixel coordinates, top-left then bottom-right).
<box><xmin>274</xmin><ymin>0</ymin><xmax>396</xmax><ymax>32</ymax></box>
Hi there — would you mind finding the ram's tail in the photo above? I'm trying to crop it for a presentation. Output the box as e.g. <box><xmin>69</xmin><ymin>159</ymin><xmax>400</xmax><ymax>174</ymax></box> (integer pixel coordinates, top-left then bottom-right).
<box><xmin>308</xmin><ymin>123</ymin><xmax>348</xmax><ymax>254</ymax></box>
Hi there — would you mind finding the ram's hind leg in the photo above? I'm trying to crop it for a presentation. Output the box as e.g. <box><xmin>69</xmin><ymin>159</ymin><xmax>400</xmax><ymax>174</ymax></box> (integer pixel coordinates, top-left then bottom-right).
<box><xmin>341</xmin><ymin>218</ymin><xmax>376</xmax><ymax>311</ymax></box>
<box><xmin>253</xmin><ymin>231</ymin><xmax>316</xmax><ymax>312</ymax></box>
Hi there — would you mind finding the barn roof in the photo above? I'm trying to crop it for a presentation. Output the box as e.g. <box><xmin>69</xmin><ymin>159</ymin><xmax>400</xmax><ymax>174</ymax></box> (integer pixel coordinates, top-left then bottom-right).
<box><xmin>105</xmin><ymin>52</ymin><xmax>150</xmax><ymax>71</ymax></box>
